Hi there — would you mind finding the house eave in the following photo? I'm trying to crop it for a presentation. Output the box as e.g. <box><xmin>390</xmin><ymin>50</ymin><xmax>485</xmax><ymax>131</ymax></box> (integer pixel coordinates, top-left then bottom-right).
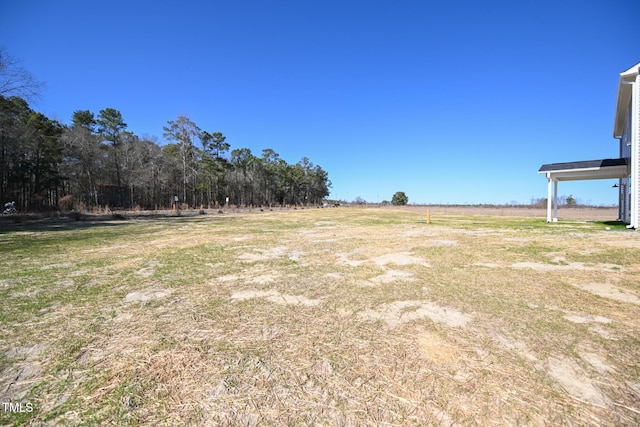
<box><xmin>614</xmin><ymin>62</ymin><xmax>640</xmax><ymax>137</ymax></box>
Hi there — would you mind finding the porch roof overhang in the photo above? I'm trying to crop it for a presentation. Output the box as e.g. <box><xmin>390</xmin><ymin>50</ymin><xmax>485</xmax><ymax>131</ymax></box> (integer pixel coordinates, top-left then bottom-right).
<box><xmin>538</xmin><ymin>158</ymin><xmax>629</xmax><ymax>181</ymax></box>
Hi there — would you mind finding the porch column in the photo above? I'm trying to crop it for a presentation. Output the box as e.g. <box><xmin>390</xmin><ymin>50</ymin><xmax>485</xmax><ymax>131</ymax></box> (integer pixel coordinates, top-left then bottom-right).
<box><xmin>546</xmin><ymin>174</ymin><xmax>553</xmax><ymax>223</ymax></box>
<box><xmin>553</xmin><ymin>178</ymin><xmax>558</xmax><ymax>222</ymax></box>
<box><xmin>632</xmin><ymin>74</ymin><xmax>640</xmax><ymax>229</ymax></box>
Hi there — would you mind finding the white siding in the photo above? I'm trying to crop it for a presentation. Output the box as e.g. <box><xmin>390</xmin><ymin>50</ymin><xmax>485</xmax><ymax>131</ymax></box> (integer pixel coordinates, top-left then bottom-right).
<box><xmin>620</xmin><ymin>102</ymin><xmax>632</xmax><ymax>223</ymax></box>
<box><xmin>635</xmin><ymin>75</ymin><xmax>640</xmax><ymax>228</ymax></box>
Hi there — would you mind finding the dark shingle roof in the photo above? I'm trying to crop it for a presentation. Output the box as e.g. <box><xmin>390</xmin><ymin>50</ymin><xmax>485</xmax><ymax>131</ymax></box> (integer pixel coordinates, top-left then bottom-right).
<box><xmin>538</xmin><ymin>158</ymin><xmax>628</xmax><ymax>172</ymax></box>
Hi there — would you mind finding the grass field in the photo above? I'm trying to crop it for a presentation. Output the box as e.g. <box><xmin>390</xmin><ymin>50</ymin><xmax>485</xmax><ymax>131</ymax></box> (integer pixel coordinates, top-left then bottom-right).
<box><xmin>1</xmin><ymin>207</ymin><xmax>639</xmax><ymax>426</ymax></box>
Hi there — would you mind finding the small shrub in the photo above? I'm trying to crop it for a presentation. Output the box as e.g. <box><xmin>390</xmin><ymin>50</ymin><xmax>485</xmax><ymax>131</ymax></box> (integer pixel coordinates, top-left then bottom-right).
<box><xmin>391</xmin><ymin>192</ymin><xmax>409</xmax><ymax>205</ymax></box>
<box><xmin>59</xmin><ymin>195</ymin><xmax>74</xmax><ymax>211</ymax></box>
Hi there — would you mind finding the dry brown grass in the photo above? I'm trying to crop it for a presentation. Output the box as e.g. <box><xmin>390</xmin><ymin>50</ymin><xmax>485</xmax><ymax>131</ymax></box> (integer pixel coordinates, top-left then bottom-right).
<box><xmin>0</xmin><ymin>207</ymin><xmax>639</xmax><ymax>426</ymax></box>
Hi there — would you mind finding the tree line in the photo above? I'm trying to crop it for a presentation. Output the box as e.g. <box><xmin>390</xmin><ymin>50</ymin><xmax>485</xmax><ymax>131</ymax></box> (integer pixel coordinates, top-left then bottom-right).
<box><xmin>0</xmin><ymin>96</ymin><xmax>331</xmax><ymax>211</ymax></box>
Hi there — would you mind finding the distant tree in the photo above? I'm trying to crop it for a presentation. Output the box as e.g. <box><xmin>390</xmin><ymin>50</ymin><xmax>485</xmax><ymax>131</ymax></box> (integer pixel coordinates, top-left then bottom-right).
<box><xmin>198</xmin><ymin>130</ymin><xmax>229</xmax><ymax>207</ymax></box>
<box><xmin>96</xmin><ymin>108</ymin><xmax>128</xmax><ymax>205</ymax></box>
<box><xmin>163</xmin><ymin>115</ymin><xmax>200</xmax><ymax>204</ymax></box>
<box><xmin>71</xmin><ymin>110</ymin><xmax>96</xmax><ymax>131</ymax></box>
<box><xmin>309</xmin><ymin>164</ymin><xmax>330</xmax><ymax>204</ymax></box>
<box><xmin>391</xmin><ymin>191</ymin><xmax>408</xmax><ymax>205</ymax></box>
<box><xmin>22</xmin><ymin>111</ymin><xmax>64</xmax><ymax>209</ymax></box>
<box><xmin>565</xmin><ymin>195</ymin><xmax>577</xmax><ymax>208</ymax></box>
<box><xmin>0</xmin><ymin>95</ymin><xmax>31</xmax><ymax>203</ymax></box>
<box><xmin>353</xmin><ymin>196</ymin><xmax>366</xmax><ymax>205</ymax></box>
<box><xmin>200</xmin><ymin>130</ymin><xmax>229</xmax><ymax>158</ymax></box>
<box><xmin>229</xmin><ymin>147</ymin><xmax>257</xmax><ymax>206</ymax></box>
<box><xmin>530</xmin><ymin>197</ymin><xmax>547</xmax><ymax>208</ymax></box>
<box><xmin>0</xmin><ymin>48</ymin><xmax>45</xmax><ymax>100</ymax></box>
<box><xmin>260</xmin><ymin>148</ymin><xmax>282</xmax><ymax>206</ymax></box>
<box><xmin>60</xmin><ymin>121</ymin><xmax>102</xmax><ymax>206</ymax></box>
<box><xmin>96</xmin><ymin>108</ymin><xmax>127</xmax><ymax>145</ymax></box>
<box><xmin>123</xmin><ymin>135</ymin><xmax>164</xmax><ymax>209</ymax></box>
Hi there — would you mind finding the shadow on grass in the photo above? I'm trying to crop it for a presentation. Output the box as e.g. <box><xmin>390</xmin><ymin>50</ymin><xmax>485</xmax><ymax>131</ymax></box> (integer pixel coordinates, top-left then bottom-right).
<box><xmin>0</xmin><ymin>211</ymin><xmax>229</xmax><ymax>235</ymax></box>
<box><xmin>598</xmin><ymin>220</ymin><xmax>629</xmax><ymax>230</ymax></box>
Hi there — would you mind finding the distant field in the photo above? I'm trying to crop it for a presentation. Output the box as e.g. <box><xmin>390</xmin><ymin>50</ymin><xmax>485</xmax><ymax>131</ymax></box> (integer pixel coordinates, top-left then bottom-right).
<box><xmin>388</xmin><ymin>204</ymin><xmax>620</xmax><ymax>221</ymax></box>
<box><xmin>1</xmin><ymin>207</ymin><xmax>638</xmax><ymax>426</ymax></box>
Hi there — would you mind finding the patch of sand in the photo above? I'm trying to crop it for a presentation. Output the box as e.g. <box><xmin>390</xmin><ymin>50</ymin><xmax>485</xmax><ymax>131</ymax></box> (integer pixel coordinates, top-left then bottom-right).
<box><xmin>215</xmin><ymin>273</ymin><xmax>239</xmax><ymax>282</ymax></box>
<box><xmin>136</xmin><ymin>261</ymin><xmax>160</xmax><ymax>278</ymax></box>
<box><xmin>572</xmin><ymin>282</ymin><xmax>640</xmax><ymax>305</ymax></box>
<box><xmin>585</xmin><ymin>324</ymin><xmax>617</xmax><ymax>340</ymax></box>
<box><xmin>365</xmin><ymin>269</ymin><xmax>415</xmax><ymax>285</ymax></box>
<box><xmin>401</xmin><ymin>229</ymin><xmax>425</xmax><ymax>237</ymax></box>
<box><xmin>287</xmin><ymin>250</ymin><xmax>304</xmax><ymax>262</ymax></box>
<box><xmin>125</xmin><ymin>289</ymin><xmax>169</xmax><ymax>303</ymax></box>
<box><xmin>371</xmin><ymin>252</ymin><xmax>430</xmax><ymax>267</ymax></box>
<box><xmin>546</xmin><ymin>357</ymin><xmax>610</xmax><ymax>407</ymax></box>
<box><xmin>359</xmin><ymin>300</ymin><xmax>472</xmax><ymax>328</ymax></box>
<box><xmin>416</xmin><ymin>331</ymin><xmax>460</xmax><ymax>366</ymax></box>
<box><xmin>247</xmin><ymin>274</ymin><xmax>278</xmax><ymax>285</ymax></box>
<box><xmin>314</xmin><ymin>221</ymin><xmax>338</xmax><ymax>227</ymax></box>
<box><xmin>563</xmin><ymin>314</ymin><xmax>612</xmax><ymax>324</ymax></box>
<box><xmin>491</xmin><ymin>333</ymin><xmax>538</xmax><ymax>363</ymax></box>
<box><xmin>336</xmin><ymin>251</ymin><xmax>367</xmax><ymax>267</ymax></box>
<box><xmin>580</xmin><ymin>352</ymin><xmax>615</xmax><ymax>374</ymax></box>
<box><xmin>503</xmin><ymin>237</ymin><xmax>531</xmax><ymax>243</ymax></box>
<box><xmin>230</xmin><ymin>289</ymin><xmax>320</xmax><ymax>307</ymax></box>
<box><xmin>57</xmin><ymin>279</ymin><xmax>74</xmax><ymax>287</ymax></box>
<box><xmin>511</xmin><ymin>258</ymin><xmax>622</xmax><ymax>272</ymax></box>
<box><xmin>0</xmin><ymin>344</ymin><xmax>46</xmax><ymax>401</ymax></box>
<box><xmin>40</xmin><ymin>262</ymin><xmax>76</xmax><ymax>270</ymax></box>
<box><xmin>473</xmin><ymin>262</ymin><xmax>502</xmax><ymax>268</ymax></box>
<box><xmin>236</xmin><ymin>246</ymin><xmax>305</xmax><ymax>263</ymax></box>
<box><xmin>237</xmin><ymin>246</ymin><xmax>288</xmax><ymax>262</ymax></box>
<box><xmin>491</xmin><ymin>331</ymin><xmax>613</xmax><ymax>407</ymax></box>
<box><xmin>429</xmin><ymin>239</ymin><xmax>458</xmax><ymax>247</ymax></box>
<box><xmin>599</xmin><ymin>237</ymin><xmax>640</xmax><ymax>249</ymax></box>
<box><xmin>338</xmin><ymin>251</ymin><xmax>429</xmax><ymax>269</ymax></box>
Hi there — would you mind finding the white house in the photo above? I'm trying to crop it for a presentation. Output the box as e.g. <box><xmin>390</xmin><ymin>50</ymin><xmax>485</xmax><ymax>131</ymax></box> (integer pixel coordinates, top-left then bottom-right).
<box><xmin>539</xmin><ymin>61</ymin><xmax>639</xmax><ymax>228</ymax></box>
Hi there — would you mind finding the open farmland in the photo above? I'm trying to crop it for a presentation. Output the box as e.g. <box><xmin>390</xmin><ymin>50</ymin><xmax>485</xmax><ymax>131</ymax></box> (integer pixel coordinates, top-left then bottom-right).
<box><xmin>1</xmin><ymin>207</ymin><xmax>639</xmax><ymax>426</ymax></box>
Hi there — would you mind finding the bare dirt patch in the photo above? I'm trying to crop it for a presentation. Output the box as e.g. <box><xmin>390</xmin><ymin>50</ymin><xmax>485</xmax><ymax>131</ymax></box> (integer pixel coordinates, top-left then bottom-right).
<box><xmin>0</xmin><ymin>344</ymin><xmax>46</xmax><ymax>402</ymax></box>
<box><xmin>124</xmin><ymin>289</ymin><xmax>170</xmax><ymax>303</ymax></box>
<box><xmin>371</xmin><ymin>252</ymin><xmax>430</xmax><ymax>267</ymax></box>
<box><xmin>365</xmin><ymin>268</ymin><xmax>415</xmax><ymax>285</ymax></box>
<box><xmin>237</xmin><ymin>246</ymin><xmax>288</xmax><ymax>262</ymax></box>
<box><xmin>572</xmin><ymin>282</ymin><xmax>640</xmax><ymax>305</ymax></box>
<box><xmin>546</xmin><ymin>357</ymin><xmax>610</xmax><ymax>407</ymax></box>
<box><xmin>511</xmin><ymin>257</ymin><xmax>623</xmax><ymax>272</ymax></box>
<box><xmin>564</xmin><ymin>314</ymin><xmax>613</xmax><ymax>324</ymax></box>
<box><xmin>359</xmin><ymin>300</ymin><xmax>472</xmax><ymax>328</ymax></box>
<box><xmin>230</xmin><ymin>289</ymin><xmax>321</xmax><ymax>306</ymax></box>
<box><xmin>416</xmin><ymin>330</ymin><xmax>460</xmax><ymax>366</ymax></box>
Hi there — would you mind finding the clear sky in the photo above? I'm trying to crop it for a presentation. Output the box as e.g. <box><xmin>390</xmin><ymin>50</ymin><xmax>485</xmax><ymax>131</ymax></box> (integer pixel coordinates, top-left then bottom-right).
<box><xmin>2</xmin><ymin>0</ymin><xmax>639</xmax><ymax>205</ymax></box>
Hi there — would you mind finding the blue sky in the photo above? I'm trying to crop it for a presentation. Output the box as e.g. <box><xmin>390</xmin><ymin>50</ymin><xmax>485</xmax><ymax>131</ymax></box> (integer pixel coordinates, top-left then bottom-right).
<box><xmin>2</xmin><ymin>0</ymin><xmax>639</xmax><ymax>205</ymax></box>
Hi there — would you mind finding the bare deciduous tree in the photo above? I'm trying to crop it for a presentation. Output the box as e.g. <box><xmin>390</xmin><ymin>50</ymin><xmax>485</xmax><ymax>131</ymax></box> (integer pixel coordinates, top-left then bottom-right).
<box><xmin>0</xmin><ymin>48</ymin><xmax>45</xmax><ymax>100</ymax></box>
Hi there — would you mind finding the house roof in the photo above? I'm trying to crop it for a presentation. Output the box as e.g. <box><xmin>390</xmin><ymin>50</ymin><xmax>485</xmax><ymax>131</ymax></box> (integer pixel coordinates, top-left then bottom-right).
<box><xmin>614</xmin><ymin>61</ymin><xmax>640</xmax><ymax>137</ymax></box>
<box><xmin>538</xmin><ymin>158</ymin><xmax>629</xmax><ymax>181</ymax></box>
